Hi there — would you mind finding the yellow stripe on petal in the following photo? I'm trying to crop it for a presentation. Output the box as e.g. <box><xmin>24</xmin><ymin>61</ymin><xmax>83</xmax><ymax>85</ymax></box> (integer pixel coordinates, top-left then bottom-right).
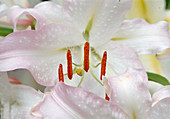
<box><xmin>139</xmin><ymin>55</ymin><xmax>162</xmax><ymax>75</ymax></box>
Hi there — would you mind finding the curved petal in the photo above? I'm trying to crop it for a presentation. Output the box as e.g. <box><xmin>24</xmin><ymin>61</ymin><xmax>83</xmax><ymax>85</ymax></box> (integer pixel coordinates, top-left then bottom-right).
<box><xmin>93</xmin><ymin>41</ymin><xmax>147</xmax><ymax>83</ymax></box>
<box><xmin>111</xmin><ymin>19</ymin><xmax>170</xmax><ymax>55</ymax></box>
<box><xmin>10</xmin><ymin>85</ymin><xmax>43</xmax><ymax>119</ymax></box>
<box><xmin>90</xmin><ymin>0</ymin><xmax>132</xmax><ymax>46</ymax></box>
<box><xmin>147</xmin><ymin>81</ymin><xmax>163</xmax><ymax>95</ymax></box>
<box><xmin>152</xmin><ymin>86</ymin><xmax>170</xmax><ymax>106</ymax></box>
<box><xmin>125</xmin><ymin>0</ymin><xmax>165</xmax><ymax>23</ymax></box>
<box><xmin>32</xmin><ymin>82</ymin><xmax>130</xmax><ymax>119</ymax></box>
<box><xmin>0</xmin><ymin>23</ymin><xmax>84</xmax><ymax>86</ymax></box>
<box><xmin>108</xmin><ymin>69</ymin><xmax>152</xmax><ymax>118</ymax></box>
<box><xmin>8</xmin><ymin>6</ymin><xmax>47</xmax><ymax>31</ymax></box>
<box><xmin>156</xmin><ymin>49</ymin><xmax>170</xmax><ymax>82</ymax></box>
<box><xmin>147</xmin><ymin>98</ymin><xmax>170</xmax><ymax>119</ymax></box>
<box><xmin>7</xmin><ymin>69</ymin><xmax>45</xmax><ymax>91</ymax></box>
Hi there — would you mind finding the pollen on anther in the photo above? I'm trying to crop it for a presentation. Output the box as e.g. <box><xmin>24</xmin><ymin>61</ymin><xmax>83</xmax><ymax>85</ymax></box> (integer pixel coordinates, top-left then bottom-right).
<box><xmin>58</xmin><ymin>64</ymin><xmax>64</xmax><ymax>82</ymax></box>
<box><xmin>84</xmin><ymin>42</ymin><xmax>90</xmax><ymax>72</ymax></box>
<box><xmin>67</xmin><ymin>50</ymin><xmax>73</xmax><ymax>79</ymax></box>
<box><xmin>105</xmin><ymin>93</ymin><xmax>110</xmax><ymax>101</ymax></box>
<box><xmin>100</xmin><ymin>51</ymin><xmax>107</xmax><ymax>80</ymax></box>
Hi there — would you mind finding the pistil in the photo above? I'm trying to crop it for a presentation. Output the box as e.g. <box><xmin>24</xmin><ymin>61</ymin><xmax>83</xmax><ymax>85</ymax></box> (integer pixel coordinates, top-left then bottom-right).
<box><xmin>84</xmin><ymin>42</ymin><xmax>90</xmax><ymax>72</ymax></box>
<box><xmin>67</xmin><ymin>50</ymin><xmax>73</xmax><ymax>79</ymax></box>
<box><xmin>100</xmin><ymin>51</ymin><xmax>107</xmax><ymax>80</ymax></box>
<box><xmin>58</xmin><ymin>64</ymin><xmax>64</xmax><ymax>82</ymax></box>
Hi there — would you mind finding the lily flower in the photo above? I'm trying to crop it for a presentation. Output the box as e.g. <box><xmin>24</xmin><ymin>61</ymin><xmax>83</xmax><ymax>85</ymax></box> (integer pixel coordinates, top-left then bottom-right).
<box><xmin>1</xmin><ymin>0</ymin><xmax>170</xmax><ymax>96</ymax></box>
<box><xmin>31</xmin><ymin>69</ymin><xmax>170</xmax><ymax>119</ymax></box>
<box><xmin>0</xmin><ymin>72</ymin><xmax>43</xmax><ymax>119</ymax></box>
<box><xmin>0</xmin><ymin>0</ymin><xmax>150</xmax><ymax>97</ymax></box>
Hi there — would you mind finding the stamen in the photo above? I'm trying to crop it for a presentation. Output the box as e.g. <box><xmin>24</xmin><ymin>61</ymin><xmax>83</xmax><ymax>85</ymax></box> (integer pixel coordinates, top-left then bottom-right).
<box><xmin>8</xmin><ymin>77</ymin><xmax>21</xmax><ymax>84</ymax></box>
<box><xmin>100</xmin><ymin>51</ymin><xmax>107</xmax><ymax>80</ymax></box>
<box><xmin>67</xmin><ymin>50</ymin><xmax>73</xmax><ymax>79</ymax></box>
<box><xmin>84</xmin><ymin>42</ymin><xmax>90</xmax><ymax>72</ymax></box>
<box><xmin>58</xmin><ymin>64</ymin><xmax>64</xmax><ymax>82</ymax></box>
<box><xmin>105</xmin><ymin>93</ymin><xmax>110</xmax><ymax>101</ymax></box>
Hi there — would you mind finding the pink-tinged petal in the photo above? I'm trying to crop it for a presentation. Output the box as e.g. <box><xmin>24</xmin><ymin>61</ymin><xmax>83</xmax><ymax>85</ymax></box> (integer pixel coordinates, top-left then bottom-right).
<box><xmin>93</xmin><ymin>41</ymin><xmax>147</xmax><ymax>83</ymax></box>
<box><xmin>0</xmin><ymin>72</ymin><xmax>10</xmax><ymax>119</ymax></box>
<box><xmin>108</xmin><ymin>69</ymin><xmax>152</xmax><ymax>118</ymax></box>
<box><xmin>0</xmin><ymin>23</ymin><xmax>84</xmax><ymax>86</ymax></box>
<box><xmin>34</xmin><ymin>1</ymin><xmax>70</xmax><ymax>25</ymax></box>
<box><xmin>10</xmin><ymin>85</ymin><xmax>43</xmax><ymax>119</ymax></box>
<box><xmin>32</xmin><ymin>82</ymin><xmax>130</xmax><ymax>119</ymax></box>
<box><xmin>111</xmin><ymin>19</ymin><xmax>170</xmax><ymax>55</ymax></box>
<box><xmin>90</xmin><ymin>0</ymin><xmax>132</xmax><ymax>46</ymax></box>
<box><xmin>8</xmin><ymin>6</ymin><xmax>47</xmax><ymax>31</ymax></box>
<box><xmin>147</xmin><ymin>98</ymin><xmax>170</xmax><ymax>119</ymax></box>
<box><xmin>152</xmin><ymin>86</ymin><xmax>170</xmax><ymax>106</ymax></box>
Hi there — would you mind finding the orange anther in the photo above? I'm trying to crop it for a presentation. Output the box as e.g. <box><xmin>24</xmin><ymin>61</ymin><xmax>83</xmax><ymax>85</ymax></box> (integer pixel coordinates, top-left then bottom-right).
<box><xmin>58</xmin><ymin>64</ymin><xmax>64</xmax><ymax>82</ymax></box>
<box><xmin>105</xmin><ymin>93</ymin><xmax>110</xmax><ymax>101</ymax></box>
<box><xmin>67</xmin><ymin>50</ymin><xmax>73</xmax><ymax>79</ymax></box>
<box><xmin>100</xmin><ymin>51</ymin><xmax>107</xmax><ymax>80</ymax></box>
<box><xmin>83</xmin><ymin>42</ymin><xmax>90</xmax><ymax>72</ymax></box>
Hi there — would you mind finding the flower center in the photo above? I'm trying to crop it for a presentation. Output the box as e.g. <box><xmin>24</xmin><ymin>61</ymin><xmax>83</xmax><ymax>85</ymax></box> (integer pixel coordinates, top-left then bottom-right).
<box><xmin>59</xmin><ymin>43</ymin><xmax>110</xmax><ymax>100</ymax></box>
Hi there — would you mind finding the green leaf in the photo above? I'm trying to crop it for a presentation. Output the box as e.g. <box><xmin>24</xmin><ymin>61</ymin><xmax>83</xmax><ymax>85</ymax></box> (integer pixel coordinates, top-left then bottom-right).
<box><xmin>0</xmin><ymin>27</ymin><xmax>13</xmax><ymax>37</ymax></box>
<box><xmin>166</xmin><ymin>0</ymin><xmax>170</xmax><ymax>9</ymax></box>
<box><xmin>147</xmin><ymin>72</ymin><xmax>170</xmax><ymax>86</ymax></box>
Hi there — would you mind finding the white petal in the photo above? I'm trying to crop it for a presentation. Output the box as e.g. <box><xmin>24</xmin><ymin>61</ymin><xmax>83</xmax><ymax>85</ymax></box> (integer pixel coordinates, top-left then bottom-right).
<box><xmin>108</xmin><ymin>69</ymin><xmax>152</xmax><ymax>118</ymax></box>
<box><xmin>90</xmin><ymin>0</ymin><xmax>132</xmax><ymax>46</ymax></box>
<box><xmin>112</xmin><ymin>19</ymin><xmax>170</xmax><ymax>55</ymax></box>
